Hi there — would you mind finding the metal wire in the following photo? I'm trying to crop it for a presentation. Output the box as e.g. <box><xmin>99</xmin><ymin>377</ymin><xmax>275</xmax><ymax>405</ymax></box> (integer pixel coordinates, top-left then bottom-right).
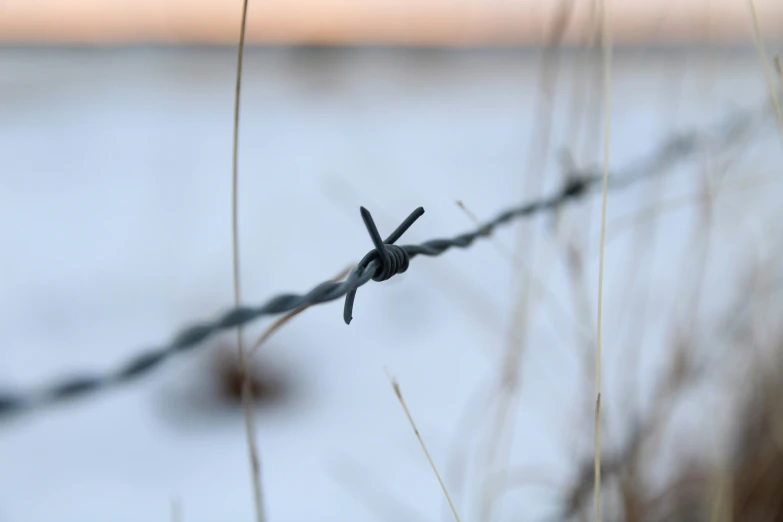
<box><xmin>0</xmin><ymin>105</ymin><xmax>766</xmax><ymax>419</ymax></box>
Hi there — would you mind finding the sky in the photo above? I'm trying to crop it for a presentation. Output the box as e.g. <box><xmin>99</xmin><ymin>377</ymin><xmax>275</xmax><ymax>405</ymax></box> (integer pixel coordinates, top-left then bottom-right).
<box><xmin>1</xmin><ymin>0</ymin><xmax>781</xmax><ymax>45</ymax></box>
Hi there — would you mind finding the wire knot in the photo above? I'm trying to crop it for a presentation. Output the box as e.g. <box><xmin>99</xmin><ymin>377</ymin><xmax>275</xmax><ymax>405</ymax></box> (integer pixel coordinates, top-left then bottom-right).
<box><xmin>367</xmin><ymin>243</ymin><xmax>410</xmax><ymax>282</ymax></box>
<box><xmin>343</xmin><ymin>206</ymin><xmax>425</xmax><ymax>325</ymax></box>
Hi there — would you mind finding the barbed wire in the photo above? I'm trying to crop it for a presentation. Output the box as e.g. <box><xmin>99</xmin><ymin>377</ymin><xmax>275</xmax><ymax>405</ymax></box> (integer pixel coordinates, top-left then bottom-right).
<box><xmin>0</xmin><ymin>104</ymin><xmax>767</xmax><ymax>420</ymax></box>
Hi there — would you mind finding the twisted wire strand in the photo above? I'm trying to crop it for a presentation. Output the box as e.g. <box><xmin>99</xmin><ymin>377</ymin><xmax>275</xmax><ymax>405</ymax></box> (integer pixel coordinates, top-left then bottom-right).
<box><xmin>0</xmin><ymin>105</ymin><xmax>766</xmax><ymax>419</ymax></box>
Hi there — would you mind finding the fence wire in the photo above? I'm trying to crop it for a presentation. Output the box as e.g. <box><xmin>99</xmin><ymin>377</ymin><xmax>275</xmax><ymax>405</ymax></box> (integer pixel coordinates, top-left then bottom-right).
<box><xmin>0</xmin><ymin>104</ymin><xmax>768</xmax><ymax>420</ymax></box>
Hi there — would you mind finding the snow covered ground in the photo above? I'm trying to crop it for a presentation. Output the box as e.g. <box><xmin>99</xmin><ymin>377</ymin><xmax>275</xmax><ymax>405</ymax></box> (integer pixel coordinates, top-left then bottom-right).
<box><xmin>0</xmin><ymin>46</ymin><xmax>780</xmax><ymax>522</ymax></box>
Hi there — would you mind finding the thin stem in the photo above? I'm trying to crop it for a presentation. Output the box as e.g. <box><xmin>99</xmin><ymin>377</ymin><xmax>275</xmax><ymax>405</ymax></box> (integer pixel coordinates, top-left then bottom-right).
<box><xmin>594</xmin><ymin>0</ymin><xmax>613</xmax><ymax>520</ymax></box>
<box><xmin>231</xmin><ymin>1</ymin><xmax>266</xmax><ymax>521</ymax></box>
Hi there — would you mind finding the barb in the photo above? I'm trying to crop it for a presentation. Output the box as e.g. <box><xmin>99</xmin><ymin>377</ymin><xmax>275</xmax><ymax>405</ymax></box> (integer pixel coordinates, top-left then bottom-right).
<box><xmin>0</xmin><ymin>105</ymin><xmax>767</xmax><ymax>419</ymax></box>
<box><xmin>344</xmin><ymin>206</ymin><xmax>425</xmax><ymax>324</ymax></box>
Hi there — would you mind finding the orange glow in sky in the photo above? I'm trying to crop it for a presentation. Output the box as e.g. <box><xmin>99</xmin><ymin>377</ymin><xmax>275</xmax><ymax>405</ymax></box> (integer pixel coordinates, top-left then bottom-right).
<box><xmin>0</xmin><ymin>0</ymin><xmax>781</xmax><ymax>45</ymax></box>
